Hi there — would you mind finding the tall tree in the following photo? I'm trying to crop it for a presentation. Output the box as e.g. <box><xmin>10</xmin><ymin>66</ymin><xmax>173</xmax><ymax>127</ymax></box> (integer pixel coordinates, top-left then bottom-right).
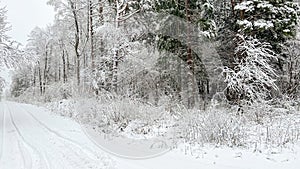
<box><xmin>0</xmin><ymin>5</ymin><xmax>27</xmax><ymax>69</ymax></box>
<box><xmin>0</xmin><ymin>4</ymin><xmax>29</xmax><ymax>91</ymax></box>
<box><xmin>150</xmin><ymin>0</ymin><xmax>215</xmax><ymax>108</ymax></box>
<box><xmin>218</xmin><ymin>0</ymin><xmax>300</xmax><ymax>103</ymax></box>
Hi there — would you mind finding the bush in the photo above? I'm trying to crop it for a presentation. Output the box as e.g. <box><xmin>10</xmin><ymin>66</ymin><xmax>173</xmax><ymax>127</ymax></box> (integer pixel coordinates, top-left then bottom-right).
<box><xmin>45</xmin><ymin>92</ymin><xmax>300</xmax><ymax>151</ymax></box>
<box><xmin>74</xmin><ymin>94</ymin><xmax>168</xmax><ymax>130</ymax></box>
<box><xmin>176</xmin><ymin>107</ymin><xmax>247</xmax><ymax>147</ymax></box>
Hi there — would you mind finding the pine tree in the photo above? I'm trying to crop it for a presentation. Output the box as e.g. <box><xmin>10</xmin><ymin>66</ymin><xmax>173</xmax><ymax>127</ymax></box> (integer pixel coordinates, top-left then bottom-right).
<box><xmin>218</xmin><ymin>0</ymin><xmax>300</xmax><ymax>103</ymax></box>
<box><xmin>234</xmin><ymin>0</ymin><xmax>299</xmax><ymax>55</ymax></box>
<box><xmin>149</xmin><ymin>0</ymin><xmax>215</xmax><ymax>108</ymax></box>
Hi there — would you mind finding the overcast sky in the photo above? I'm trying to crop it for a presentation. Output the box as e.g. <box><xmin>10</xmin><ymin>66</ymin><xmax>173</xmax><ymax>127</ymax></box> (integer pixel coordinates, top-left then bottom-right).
<box><xmin>1</xmin><ymin>0</ymin><xmax>55</xmax><ymax>45</ymax></box>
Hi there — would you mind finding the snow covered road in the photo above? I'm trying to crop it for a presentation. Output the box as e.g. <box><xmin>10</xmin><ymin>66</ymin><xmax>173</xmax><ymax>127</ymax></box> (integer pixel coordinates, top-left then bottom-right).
<box><xmin>0</xmin><ymin>101</ymin><xmax>114</xmax><ymax>169</ymax></box>
<box><xmin>1</xmin><ymin>101</ymin><xmax>300</xmax><ymax>169</ymax></box>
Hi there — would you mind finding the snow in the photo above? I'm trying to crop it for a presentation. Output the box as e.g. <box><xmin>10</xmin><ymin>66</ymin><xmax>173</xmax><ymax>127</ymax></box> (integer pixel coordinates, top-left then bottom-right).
<box><xmin>0</xmin><ymin>68</ymin><xmax>12</xmax><ymax>99</ymax></box>
<box><xmin>257</xmin><ymin>1</ymin><xmax>273</xmax><ymax>9</ymax></box>
<box><xmin>254</xmin><ymin>19</ymin><xmax>274</xmax><ymax>29</ymax></box>
<box><xmin>1</xmin><ymin>0</ymin><xmax>300</xmax><ymax>168</ymax></box>
<box><xmin>1</xmin><ymin>101</ymin><xmax>300</xmax><ymax>169</ymax></box>
<box><xmin>234</xmin><ymin>1</ymin><xmax>254</xmax><ymax>12</ymax></box>
<box><xmin>237</xmin><ymin>20</ymin><xmax>252</xmax><ymax>29</ymax></box>
<box><xmin>112</xmin><ymin>143</ymin><xmax>300</xmax><ymax>169</ymax></box>
<box><xmin>0</xmin><ymin>101</ymin><xmax>115</xmax><ymax>169</ymax></box>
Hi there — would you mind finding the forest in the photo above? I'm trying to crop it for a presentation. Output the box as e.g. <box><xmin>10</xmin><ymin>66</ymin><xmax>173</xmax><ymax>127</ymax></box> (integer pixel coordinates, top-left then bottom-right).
<box><xmin>1</xmin><ymin>0</ymin><xmax>300</xmax><ymax>158</ymax></box>
<box><xmin>7</xmin><ymin>0</ymin><xmax>300</xmax><ymax>105</ymax></box>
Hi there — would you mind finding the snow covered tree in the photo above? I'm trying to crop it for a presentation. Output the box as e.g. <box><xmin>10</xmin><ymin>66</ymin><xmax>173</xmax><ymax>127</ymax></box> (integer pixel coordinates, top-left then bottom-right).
<box><xmin>223</xmin><ymin>35</ymin><xmax>278</xmax><ymax>104</ymax></box>
<box><xmin>0</xmin><ymin>4</ymin><xmax>30</xmax><ymax>93</ymax></box>
<box><xmin>234</xmin><ymin>0</ymin><xmax>299</xmax><ymax>56</ymax></box>
<box><xmin>280</xmin><ymin>38</ymin><xmax>300</xmax><ymax>98</ymax></box>
<box><xmin>109</xmin><ymin>0</ymin><xmax>142</xmax><ymax>93</ymax></box>
<box><xmin>0</xmin><ymin>5</ymin><xmax>27</xmax><ymax>69</ymax></box>
<box><xmin>218</xmin><ymin>0</ymin><xmax>300</xmax><ymax>103</ymax></box>
<box><xmin>219</xmin><ymin>0</ymin><xmax>299</xmax><ymax>68</ymax></box>
<box><xmin>146</xmin><ymin>0</ymin><xmax>215</xmax><ymax>108</ymax></box>
<box><xmin>47</xmin><ymin>0</ymin><xmax>87</xmax><ymax>87</ymax></box>
<box><xmin>26</xmin><ymin>26</ymin><xmax>57</xmax><ymax>95</ymax></box>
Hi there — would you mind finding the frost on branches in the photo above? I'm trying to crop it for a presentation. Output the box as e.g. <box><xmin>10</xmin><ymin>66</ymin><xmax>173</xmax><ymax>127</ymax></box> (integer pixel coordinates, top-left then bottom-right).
<box><xmin>0</xmin><ymin>4</ymin><xmax>33</xmax><ymax>95</ymax></box>
<box><xmin>221</xmin><ymin>0</ymin><xmax>299</xmax><ymax>104</ymax></box>
<box><xmin>0</xmin><ymin>6</ymin><xmax>30</xmax><ymax>70</ymax></box>
<box><xmin>223</xmin><ymin>35</ymin><xmax>278</xmax><ymax>104</ymax></box>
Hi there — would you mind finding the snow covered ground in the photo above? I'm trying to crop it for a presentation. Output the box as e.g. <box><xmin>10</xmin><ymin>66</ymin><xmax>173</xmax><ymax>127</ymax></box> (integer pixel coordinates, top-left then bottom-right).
<box><xmin>0</xmin><ymin>101</ymin><xmax>114</xmax><ymax>169</ymax></box>
<box><xmin>1</xmin><ymin>101</ymin><xmax>300</xmax><ymax>169</ymax></box>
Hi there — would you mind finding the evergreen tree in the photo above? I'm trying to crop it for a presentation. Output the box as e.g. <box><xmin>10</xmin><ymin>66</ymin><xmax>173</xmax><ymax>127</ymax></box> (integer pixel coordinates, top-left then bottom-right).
<box><xmin>218</xmin><ymin>0</ymin><xmax>299</xmax><ymax>104</ymax></box>
<box><xmin>234</xmin><ymin>0</ymin><xmax>299</xmax><ymax>55</ymax></box>
<box><xmin>147</xmin><ymin>0</ymin><xmax>215</xmax><ymax>108</ymax></box>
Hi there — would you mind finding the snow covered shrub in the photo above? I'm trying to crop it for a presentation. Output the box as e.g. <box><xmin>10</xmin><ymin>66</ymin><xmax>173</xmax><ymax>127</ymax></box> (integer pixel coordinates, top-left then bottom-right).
<box><xmin>11</xmin><ymin>86</ymin><xmax>45</xmax><ymax>104</ymax></box>
<box><xmin>10</xmin><ymin>71</ymin><xmax>32</xmax><ymax>98</ymax></box>
<box><xmin>101</xmin><ymin>97</ymin><xmax>165</xmax><ymax>129</ymax></box>
<box><xmin>223</xmin><ymin>35</ymin><xmax>278</xmax><ymax>104</ymax></box>
<box><xmin>235</xmin><ymin>98</ymin><xmax>300</xmax><ymax>149</ymax></box>
<box><xmin>210</xmin><ymin>92</ymin><xmax>229</xmax><ymax>109</ymax></box>
<box><xmin>71</xmin><ymin>93</ymin><xmax>172</xmax><ymax>133</ymax></box>
<box><xmin>248</xmin><ymin>113</ymin><xmax>300</xmax><ymax>150</ymax></box>
<box><xmin>0</xmin><ymin>77</ymin><xmax>4</xmax><ymax>96</ymax></box>
<box><xmin>46</xmin><ymin>99</ymin><xmax>76</xmax><ymax>117</ymax></box>
<box><xmin>242</xmin><ymin>96</ymin><xmax>300</xmax><ymax>124</ymax></box>
<box><xmin>16</xmin><ymin>82</ymin><xmax>73</xmax><ymax>103</ymax></box>
<box><xmin>43</xmin><ymin>82</ymin><xmax>73</xmax><ymax>102</ymax></box>
<box><xmin>177</xmin><ymin>107</ymin><xmax>246</xmax><ymax>147</ymax></box>
<box><xmin>243</xmin><ymin>100</ymin><xmax>285</xmax><ymax>124</ymax></box>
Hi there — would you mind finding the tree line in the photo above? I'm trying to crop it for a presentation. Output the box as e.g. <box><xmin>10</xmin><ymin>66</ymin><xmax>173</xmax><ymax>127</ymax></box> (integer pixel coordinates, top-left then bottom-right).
<box><xmin>9</xmin><ymin>0</ymin><xmax>300</xmax><ymax>109</ymax></box>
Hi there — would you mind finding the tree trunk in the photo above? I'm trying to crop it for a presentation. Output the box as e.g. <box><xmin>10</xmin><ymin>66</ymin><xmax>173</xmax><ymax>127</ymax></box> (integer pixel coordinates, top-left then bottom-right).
<box><xmin>33</xmin><ymin>68</ymin><xmax>36</xmax><ymax>87</ymax></box>
<box><xmin>185</xmin><ymin>0</ymin><xmax>195</xmax><ymax>108</ymax></box>
<box><xmin>38</xmin><ymin>66</ymin><xmax>43</xmax><ymax>95</ymax></box>
<box><xmin>69</xmin><ymin>0</ymin><xmax>81</xmax><ymax>86</ymax></box>
<box><xmin>62</xmin><ymin>50</ymin><xmax>67</xmax><ymax>83</ymax></box>
<box><xmin>111</xmin><ymin>0</ymin><xmax>122</xmax><ymax>93</ymax></box>
<box><xmin>43</xmin><ymin>45</ymin><xmax>48</xmax><ymax>94</ymax></box>
<box><xmin>89</xmin><ymin>0</ymin><xmax>95</xmax><ymax>70</ymax></box>
<box><xmin>112</xmin><ymin>49</ymin><xmax>119</xmax><ymax>93</ymax></box>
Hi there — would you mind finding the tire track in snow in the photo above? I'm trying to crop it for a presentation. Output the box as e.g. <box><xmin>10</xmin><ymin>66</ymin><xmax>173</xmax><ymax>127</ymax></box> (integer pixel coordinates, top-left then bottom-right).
<box><xmin>0</xmin><ymin>102</ymin><xmax>28</xmax><ymax>169</ymax></box>
<box><xmin>7</xmin><ymin>105</ymin><xmax>50</xmax><ymax>169</ymax></box>
<box><xmin>19</xmin><ymin>104</ymin><xmax>105</xmax><ymax>161</ymax></box>
<box><xmin>14</xmin><ymin>103</ymin><xmax>112</xmax><ymax>169</ymax></box>
<box><xmin>0</xmin><ymin>102</ymin><xmax>6</xmax><ymax>163</ymax></box>
<box><xmin>17</xmin><ymin>139</ymin><xmax>27</xmax><ymax>169</ymax></box>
